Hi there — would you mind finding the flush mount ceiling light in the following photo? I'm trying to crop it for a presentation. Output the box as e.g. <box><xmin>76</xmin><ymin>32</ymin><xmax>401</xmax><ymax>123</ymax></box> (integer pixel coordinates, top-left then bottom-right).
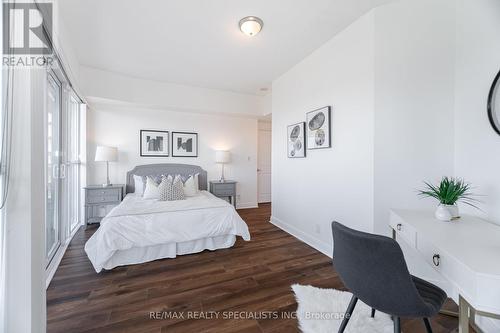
<box><xmin>239</xmin><ymin>16</ymin><xmax>263</xmax><ymax>37</ymax></box>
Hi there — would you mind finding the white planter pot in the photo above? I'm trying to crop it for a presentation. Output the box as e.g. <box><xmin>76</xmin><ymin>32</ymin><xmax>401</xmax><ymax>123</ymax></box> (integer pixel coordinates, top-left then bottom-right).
<box><xmin>435</xmin><ymin>204</ymin><xmax>459</xmax><ymax>222</ymax></box>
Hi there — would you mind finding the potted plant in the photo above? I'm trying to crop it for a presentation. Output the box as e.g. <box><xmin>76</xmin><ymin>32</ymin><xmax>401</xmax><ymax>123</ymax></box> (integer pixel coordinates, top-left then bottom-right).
<box><xmin>418</xmin><ymin>177</ymin><xmax>478</xmax><ymax>221</ymax></box>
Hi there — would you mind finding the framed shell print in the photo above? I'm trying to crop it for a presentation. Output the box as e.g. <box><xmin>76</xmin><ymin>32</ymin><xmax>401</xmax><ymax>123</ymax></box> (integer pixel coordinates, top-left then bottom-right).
<box><xmin>306</xmin><ymin>106</ymin><xmax>331</xmax><ymax>149</ymax></box>
<box><xmin>287</xmin><ymin>122</ymin><xmax>306</xmax><ymax>158</ymax></box>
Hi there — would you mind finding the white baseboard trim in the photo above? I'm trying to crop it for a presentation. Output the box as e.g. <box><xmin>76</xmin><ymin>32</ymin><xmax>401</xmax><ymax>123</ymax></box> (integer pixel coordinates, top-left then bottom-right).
<box><xmin>270</xmin><ymin>216</ymin><xmax>332</xmax><ymax>258</ymax></box>
<box><xmin>45</xmin><ymin>223</ymin><xmax>81</xmax><ymax>288</ymax></box>
<box><xmin>236</xmin><ymin>202</ymin><xmax>259</xmax><ymax>210</ymax></box>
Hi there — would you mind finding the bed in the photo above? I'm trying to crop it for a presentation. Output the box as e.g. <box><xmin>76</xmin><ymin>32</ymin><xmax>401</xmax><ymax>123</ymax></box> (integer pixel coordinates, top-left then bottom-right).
<box><xmin>84</xmin><ymin>163</ymin><xmax>251</xmax><ymax>273</ymax></box>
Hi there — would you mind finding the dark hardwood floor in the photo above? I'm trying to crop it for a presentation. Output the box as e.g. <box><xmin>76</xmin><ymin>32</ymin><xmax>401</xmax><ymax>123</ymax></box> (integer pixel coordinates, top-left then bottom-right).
<box><xmin>47</xmin><ymin>203</ymin><xmax>465</xmax><ymax>333</ymax></box>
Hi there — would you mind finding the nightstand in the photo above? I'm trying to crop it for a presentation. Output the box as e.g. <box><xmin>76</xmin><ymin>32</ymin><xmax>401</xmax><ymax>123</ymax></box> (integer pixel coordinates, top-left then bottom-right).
<box><xmin>83</xmin><ymin>184</ymin><xmax>124</xmax><ymax>229</ymax></box>
<box><xmin>209</xmin><ymin>180</ymin><xmax>237</xmax><ymax>208</ymax></box>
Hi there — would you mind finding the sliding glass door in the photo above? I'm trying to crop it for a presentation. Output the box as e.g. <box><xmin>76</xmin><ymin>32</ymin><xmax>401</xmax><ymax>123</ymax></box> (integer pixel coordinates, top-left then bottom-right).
<box><xmin>46</xmin><ymin>73</ymin><xmax>62</xmax><ymax>264</ymax></box>
<box><xmin>65</xmin><ymin>93</ymin><xmax>81</xmax><ymax>233</ymax></box>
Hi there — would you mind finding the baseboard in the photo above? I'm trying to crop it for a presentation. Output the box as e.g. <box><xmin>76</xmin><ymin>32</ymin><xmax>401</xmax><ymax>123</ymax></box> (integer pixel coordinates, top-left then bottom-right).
<box><xmin>236</xmin><ymin>202</ymin><xmax>259</xmax><ymax>210</ymax></box>
<box><xmin>270</xmin><ymin>216</ymin><xmax>332</xmax><ymax>258</ymax></box>
<box><xmin>45</xmin><ymin>223</ymin><xmax>81</xmax><ymax>288</ymax></box>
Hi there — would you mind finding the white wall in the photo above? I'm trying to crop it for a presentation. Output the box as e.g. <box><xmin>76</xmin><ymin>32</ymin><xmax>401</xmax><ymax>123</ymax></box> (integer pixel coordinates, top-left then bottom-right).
<box><xmin>82</xmin><ymin>66</ymin><xmax>269</xmax><ymax>209</ymax></box>
<box><xmin>454</xmin><ymin>0</ymin><xmax>500</xmax><ymax>223</ymax></box>
<box><xmin>80</xmin><ymin>66</ymin><xmax>270</xmax><ymax>117</ymax></box>
<box><xmin>88</xmin><ymin>104</ymin><xmax>259</xmax><ymax>208</ymax></box>
<box><xmin>271</xmin><ymin>12</ymin><xmax>375</xmax><ymax>256</ymax></box>
<box><xmin>52</xmin><ymin>0</ymin><xmax>81</xmax><ymax>93</ymax></box>
<box><xmin>373</xmin><ymin>0</ymin><xmax>456</xmax><ymax>234</ymax></box>
<box><xmin>271</xmin><ymin>0</ymin><xmax>457</xmax><ymax>250</ymax></box>
<box><xmin>453</xmin><ymin>2</ymin><xmax>500</xmax><ymax>329</ymax></box>
<box><xmin>272</xmin><ymin>0</ymin><xmax>499</xmax><ymax>330</ymax></box>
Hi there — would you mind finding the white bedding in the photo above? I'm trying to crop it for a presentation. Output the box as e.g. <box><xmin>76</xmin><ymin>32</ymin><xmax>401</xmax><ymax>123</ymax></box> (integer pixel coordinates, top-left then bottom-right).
<box><xmin>84</xmin><ymin>191</ymin><xmax>250</xmax><ymax>272</ymax></box>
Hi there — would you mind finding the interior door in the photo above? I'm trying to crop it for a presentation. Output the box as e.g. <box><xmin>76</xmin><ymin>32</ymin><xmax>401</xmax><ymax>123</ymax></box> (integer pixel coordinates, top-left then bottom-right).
<box><xmin>257</xmin><ymin>128</ymin><xmax>272</xmax><ymax>203</ymax></box>
<box><xmin>46</xmin><ymin>73</ymin><xmax>62</xmax><ymax>264</ymax></box>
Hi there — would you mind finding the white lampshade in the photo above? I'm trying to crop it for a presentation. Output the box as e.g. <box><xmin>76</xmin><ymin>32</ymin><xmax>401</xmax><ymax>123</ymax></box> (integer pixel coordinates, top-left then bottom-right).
<box><xmin>215</xmin><ymin>150</ymin><xmax>231</xmax><ymax>164</ymax></box>
<box><xmin>95</xmin><ymin>146</ymin><xmax>118</xmax><ymax>162</ymax></box>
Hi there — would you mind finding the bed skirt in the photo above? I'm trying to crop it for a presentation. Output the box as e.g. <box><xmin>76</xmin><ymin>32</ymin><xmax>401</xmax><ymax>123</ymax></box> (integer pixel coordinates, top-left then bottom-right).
<box><xmin>101</xmin><ymin>234</ymin><xmax>237</xmax><ymax>271</ymax></box>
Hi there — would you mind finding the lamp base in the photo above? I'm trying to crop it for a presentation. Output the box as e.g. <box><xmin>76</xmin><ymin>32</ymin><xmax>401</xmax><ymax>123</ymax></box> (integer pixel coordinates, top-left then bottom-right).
<box><xmin>102</xmin><ymin>183</ymin><xmax>112</xmax><ymax>187</ymax></box>
<box><xmin>219</xmin><ymin>163</ymin><xmax>226</xmax><ymax>183</ymax></box>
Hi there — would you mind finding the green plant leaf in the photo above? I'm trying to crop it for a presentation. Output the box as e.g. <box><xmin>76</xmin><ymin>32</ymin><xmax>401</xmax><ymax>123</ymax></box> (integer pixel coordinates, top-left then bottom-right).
<box><xmin>417</xmin><ymin>177</ymin><xmax>480</xmax><ymax>209</ymax></box>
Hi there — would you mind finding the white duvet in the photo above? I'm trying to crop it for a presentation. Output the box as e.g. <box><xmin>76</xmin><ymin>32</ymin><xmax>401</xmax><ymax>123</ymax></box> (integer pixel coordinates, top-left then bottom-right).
<box><xmin>85</xmin><ymin>191</ymin><xmax>250</xmax><ymax>272</ymax></box>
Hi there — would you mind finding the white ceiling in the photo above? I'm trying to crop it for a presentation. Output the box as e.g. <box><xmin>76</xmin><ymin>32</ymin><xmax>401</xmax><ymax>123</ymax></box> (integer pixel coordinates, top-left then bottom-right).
<box><xmin>60</xmin><ymin>0</ymin><xmax>391</xmax><ymax>95</ymax></box>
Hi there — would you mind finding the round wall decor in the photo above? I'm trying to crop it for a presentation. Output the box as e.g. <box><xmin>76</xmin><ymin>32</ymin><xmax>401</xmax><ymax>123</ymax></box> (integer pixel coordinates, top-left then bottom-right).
<box><xmin>487</xmin><ymin>69</ymin><xmax>500</xmax><ymax>135</ymax></box>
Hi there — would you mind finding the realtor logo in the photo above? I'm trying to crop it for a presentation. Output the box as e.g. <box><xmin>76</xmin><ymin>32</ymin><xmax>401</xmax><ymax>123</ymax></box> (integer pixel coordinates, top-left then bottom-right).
<box><xmin>3</xmin><ymin>2</ymin><xmax>52</xmax><ymax>55</ymax></box>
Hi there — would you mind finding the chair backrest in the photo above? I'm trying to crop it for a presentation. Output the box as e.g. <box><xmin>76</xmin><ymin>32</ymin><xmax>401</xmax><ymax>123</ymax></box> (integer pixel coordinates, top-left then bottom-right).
<box><xmin>331</xmin><ymin>221</ymin><xmax>429</xmax><ymax>316</ymax></box>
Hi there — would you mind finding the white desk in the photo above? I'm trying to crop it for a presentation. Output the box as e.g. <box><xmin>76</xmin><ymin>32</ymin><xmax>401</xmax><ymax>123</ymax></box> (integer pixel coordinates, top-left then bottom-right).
<box><xmin>389</xmin><ymin>210</ymin><xmax>500</xmax><ymax>333</ymax></box>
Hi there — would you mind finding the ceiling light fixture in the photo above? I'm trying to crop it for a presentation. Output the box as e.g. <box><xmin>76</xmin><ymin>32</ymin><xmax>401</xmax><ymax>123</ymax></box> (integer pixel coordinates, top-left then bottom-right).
<box><xmin>239</xmin><ymin>16</ymin><xmax>263</xmax><ymax>37</ymax></box>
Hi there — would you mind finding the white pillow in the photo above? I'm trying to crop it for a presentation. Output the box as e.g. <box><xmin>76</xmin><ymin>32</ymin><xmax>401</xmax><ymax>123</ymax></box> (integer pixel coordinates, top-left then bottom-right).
<box><xmin>183</xmin><ymin>173</ymin><xmax>199</xmax><ymax>197</ymax></box>
<box><xmin>133</xmin><ymin>175</ymin><xmax>144</xmax><ymax>194</ymax></box>
<box><xmin>194</xmin><ymin>173</ymin><xmax>200</xmax><ymax>191</ymax></box>
<box><xmin>143</xmin><ymin>176</ymin><xmax>161</xmax><ymax>199</ymax></box>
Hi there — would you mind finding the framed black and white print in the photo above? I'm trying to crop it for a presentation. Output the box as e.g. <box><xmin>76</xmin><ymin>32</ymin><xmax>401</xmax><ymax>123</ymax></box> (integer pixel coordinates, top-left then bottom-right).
<box><xmin>140</xmin><ymin>130</ymin><xmax>169</xmax><ymax>157</ymax></box>
<box><xmin>172</xmin><ymin>132</ymin><xmax>198</xmax><ymax>157</ymax></box>
<box><xmin>306</xmin><ymin>106</ymin><xmax>331</xmax><ymax>149</ymax></box>
<box><xmin>287</xmin><ymin>122</ymin><xmax>306</xmax><ymax>158</ymax></box>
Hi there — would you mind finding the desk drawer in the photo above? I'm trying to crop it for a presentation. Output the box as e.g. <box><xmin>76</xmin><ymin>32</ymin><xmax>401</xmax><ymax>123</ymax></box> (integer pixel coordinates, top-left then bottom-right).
<box><xmin>416</xmin><ymin>236</ymin><xmax>443</xmax><ymax>272</ymax></box>
<box><xmin>390</xmin><ymin>214</ymin><xmax>417</xmax><ymax>248</ymax></box>
<box><xmin>417</xmin><ymin>235</ymin><xmax>475</xmax><ymax>295</ymax></box>
<box><xmin>87</xmin><ymin>194</ymin><xmax>120</xmax><ymax>204</ymax></box>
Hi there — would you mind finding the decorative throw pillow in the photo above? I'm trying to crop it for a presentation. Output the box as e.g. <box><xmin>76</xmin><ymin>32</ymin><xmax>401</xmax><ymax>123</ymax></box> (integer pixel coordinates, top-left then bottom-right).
<box><xmin>183</xmin><ymin>173</ymin><xmax>199</xmax><ymax>197</ymax></box>
<box><xmin>143</xmin><ymin>176</ymin><xmax>161</xmax><ymax>199</ymax></box>
<box><xmin>159</xmin><ymin>175</ymin><xmax>185</xmax><ymax>201</ymax></box>
<box><xmin>157</xmin><ymin>177</ymin><xmax>170</xmax><ymax>201</ymax></box>
<box><xmin>171</xmin><ymin>175</ymin><xmax>186</xmax><ymax>200</ymax></box>
<box><xmin>133</xmin><ymin>175</ymin><xmax>144</xmax><ymax>194</ymax></box>
<box><xmin>157</xmin><ymin>175</ymin><xmax>173</xmax><ymax>201</ymax></box>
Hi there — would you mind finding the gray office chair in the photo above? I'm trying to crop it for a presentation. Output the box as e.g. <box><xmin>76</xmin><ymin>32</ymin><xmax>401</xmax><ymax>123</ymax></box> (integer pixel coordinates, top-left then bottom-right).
<box><xmin>331</xmin><ymin>222</ymin><xmax>447</xmax><ymax>333</ymax></box>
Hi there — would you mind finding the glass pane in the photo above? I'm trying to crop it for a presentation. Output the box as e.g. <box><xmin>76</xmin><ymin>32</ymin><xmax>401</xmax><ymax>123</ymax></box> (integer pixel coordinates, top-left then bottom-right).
<box><xmin>68</xmin><ymin>95</ymin><xmax>80</xmax><ymax>232</ymax></box>
<box><xmin>46</xmin><ymin>74</ymin><xmax>61</xmax><ymax>263</ymax></box>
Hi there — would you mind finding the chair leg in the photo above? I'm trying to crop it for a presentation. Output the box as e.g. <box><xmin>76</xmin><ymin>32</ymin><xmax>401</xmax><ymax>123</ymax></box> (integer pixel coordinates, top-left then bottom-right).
<box><xmin>371</xmin><ymin>308</ymin><xmax>376</xmax><ymax>318</ymax></box>
<box><xmin>338</xmin><ymin>295</ymin><xmax>358</xmax><ymax>333</ymax></box>
<box><xmin>423</xmin><ymin>318</ymin><xmax>433</xmax><ymax>333</ymax></box>
<box><xmin>393</xmin><ymin>316</ymin><xmax>401</xmax><ymax>333</ymax></box>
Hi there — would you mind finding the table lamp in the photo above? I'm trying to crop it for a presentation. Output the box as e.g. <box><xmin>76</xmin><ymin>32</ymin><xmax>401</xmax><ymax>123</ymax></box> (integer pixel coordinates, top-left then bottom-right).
<box><xmin>95</xmin><ymin>146</ymin><xmax>118</xmax><ymax>187</ymax></box>
<box><xmin>215</xmin><ymin>150</ymin><xmax>231</xmax><ymax>183</ymax></box>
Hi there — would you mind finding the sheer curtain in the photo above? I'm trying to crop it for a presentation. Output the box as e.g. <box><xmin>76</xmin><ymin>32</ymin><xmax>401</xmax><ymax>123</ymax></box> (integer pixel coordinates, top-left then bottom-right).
<box><xmin>0</xmin><ymin>1</ymin><xmax>16</xmax><ymax>330</ymax></box>
<box><xmin>0</xmin><ymin>1</ymin><xmax>15</xmax><ymax>329</ymax></box>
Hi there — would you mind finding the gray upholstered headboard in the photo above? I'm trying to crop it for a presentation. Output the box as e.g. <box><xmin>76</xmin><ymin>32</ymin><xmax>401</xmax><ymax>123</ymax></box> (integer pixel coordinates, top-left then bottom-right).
<box><xmin>125</xmin><ymin>163</ymin><xmax>208</xmax><ymax>194</ymax></box>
